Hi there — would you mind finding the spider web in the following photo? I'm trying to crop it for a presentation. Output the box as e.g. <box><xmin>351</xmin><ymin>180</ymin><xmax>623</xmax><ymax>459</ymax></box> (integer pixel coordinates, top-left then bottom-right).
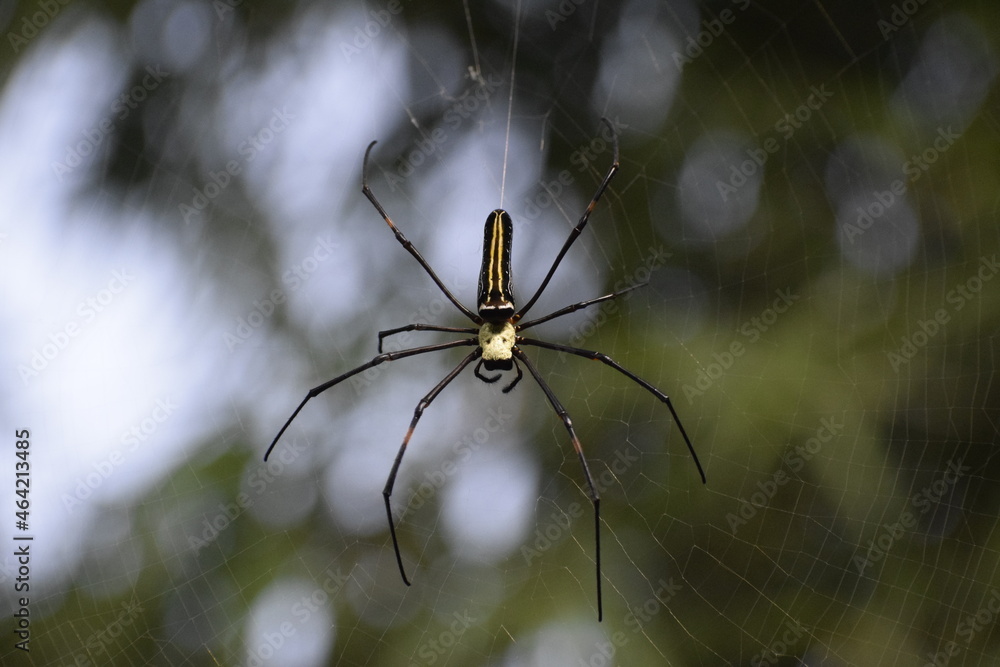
<box><xmin>1</xmin><ymin>0</ymin><xmax>999</xmax><ymax>665</ymax></box>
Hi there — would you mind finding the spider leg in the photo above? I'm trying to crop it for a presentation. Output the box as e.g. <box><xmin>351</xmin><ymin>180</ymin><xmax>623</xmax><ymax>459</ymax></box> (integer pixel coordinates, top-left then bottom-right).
<box><xmin>383</xmin><ymin>348</ymin><xmax>481</xmax><ymax>586</ymax></box>
<box><xmin>473</xmin><ymin>358</ymin><xmax>501</xmax><ymax>383</ymax></box>
<box><xmin>516</xmin><ymin>282</ymin><xmax>646</xmax><ymax>332</ymax></box>
<box><xmin>263</xmin><ymin>338</ymin><xmax>477</xmax><ymax>461</ymax></box>
<box><xmin>473</xmin><ymin>358</ymin><xmax>523</xmax><ymax>392</ymax></box>
<box><xmin>514</xmin><ymin>118</ymin><xmax>619</xmax><ymax>321</ymax></box>
<box><xmin>363</xmin><ymin>141</ymin><xmax>480</xmax><ymax>324</ymax></box>
<box><xmin>378</xmin><ymin>324</ymin><xmax>478</xmax><ymax>353</ymax></box>
<box><xmin>501</xmin><ymin>357</ymin><xmax>523</xmax><ymax>394</ymax></box>
<box><xmin>518</xmin><ymin>337</ymin><xmax>706</xmax><ymax>484</ymax></box>
<box><xmin>512</xmin><ymin>347</ymin><xmax>603</xmax><ymax>622</ymax></box>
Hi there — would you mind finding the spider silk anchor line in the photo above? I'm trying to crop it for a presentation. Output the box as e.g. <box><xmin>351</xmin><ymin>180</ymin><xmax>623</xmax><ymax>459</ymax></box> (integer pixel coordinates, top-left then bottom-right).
<box><xmin>264</xmin><ymin>118</ymin><xmax>706</xmax><ymax>621</ymax></box>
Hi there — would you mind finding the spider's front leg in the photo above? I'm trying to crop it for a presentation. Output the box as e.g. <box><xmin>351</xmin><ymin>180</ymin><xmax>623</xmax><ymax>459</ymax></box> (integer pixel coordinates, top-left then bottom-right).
<box><xmin>378</xmin><ymin>323</ymin><xmax>478</xmax><ymax>353</ymax></box>
<box><xmin>264</xmin><ymin>338</ymin><xmax>478</xmax><ymax>461</ymax></box>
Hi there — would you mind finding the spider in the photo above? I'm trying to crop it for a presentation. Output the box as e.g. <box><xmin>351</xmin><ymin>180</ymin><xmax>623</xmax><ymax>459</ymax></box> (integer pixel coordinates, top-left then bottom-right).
<box><xmin>264</xmin><ymin>119</ymin><xmax>706</xmax><ymax>621</ymax></box>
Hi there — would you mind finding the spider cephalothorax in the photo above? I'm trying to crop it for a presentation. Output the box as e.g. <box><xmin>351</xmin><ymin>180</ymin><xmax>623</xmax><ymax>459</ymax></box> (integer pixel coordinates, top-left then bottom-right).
<box><xmin>477</xmin><ymin>320</ymin><xmax>515</xmax><ymax>368</ymax></box>
<box><xmin>264</xmin><ymin>119</ymin><xmax>705</xmax><ymax>621</ymax></box>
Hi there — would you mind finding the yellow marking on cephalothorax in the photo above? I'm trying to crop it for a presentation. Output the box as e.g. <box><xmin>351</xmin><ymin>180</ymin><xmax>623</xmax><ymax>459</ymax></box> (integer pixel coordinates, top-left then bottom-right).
<box><xmin>479</xmin><ymin>321</ymin><xmax>515</xmax><ymax>361</ymax></box>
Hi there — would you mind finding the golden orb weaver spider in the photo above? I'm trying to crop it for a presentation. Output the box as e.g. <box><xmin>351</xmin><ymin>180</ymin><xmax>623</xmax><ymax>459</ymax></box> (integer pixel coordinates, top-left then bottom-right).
<box><xmin>264</xmin><ymin>118</ymin><xmax>706</xmax><ymax>621</ymax></box>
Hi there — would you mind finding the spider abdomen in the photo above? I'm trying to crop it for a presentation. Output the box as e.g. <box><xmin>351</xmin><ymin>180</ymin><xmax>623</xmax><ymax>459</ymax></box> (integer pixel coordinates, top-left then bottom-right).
<box><xmin>477</xmin><ymin>209</ymin><xmax>515</xmax><ymax>321</ymax></box>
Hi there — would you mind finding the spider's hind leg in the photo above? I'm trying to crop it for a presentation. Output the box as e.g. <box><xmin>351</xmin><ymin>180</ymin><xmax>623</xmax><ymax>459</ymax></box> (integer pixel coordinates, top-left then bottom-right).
<box><xmin>511</xmin><ymin>347</ymin><xmax>603</xmax><ymax>620</ymax></box>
